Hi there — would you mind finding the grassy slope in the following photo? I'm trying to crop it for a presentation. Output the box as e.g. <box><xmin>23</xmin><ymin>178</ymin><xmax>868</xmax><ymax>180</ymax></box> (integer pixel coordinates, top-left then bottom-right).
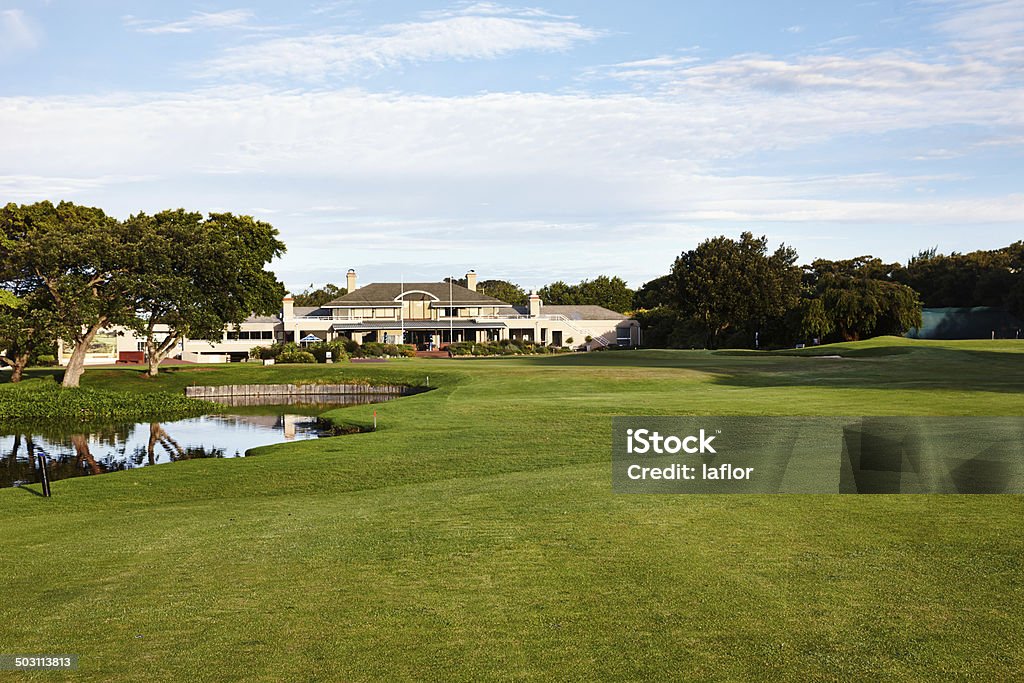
<box><xmin>1</xmin><ymin>339</ymin><xmax>1022</xmax><ymax>681</ymax></box>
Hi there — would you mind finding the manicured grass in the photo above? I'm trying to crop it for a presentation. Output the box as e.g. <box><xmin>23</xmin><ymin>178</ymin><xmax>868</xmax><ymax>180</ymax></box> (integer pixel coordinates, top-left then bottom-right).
<box><xmin>1</xmin><ymin>339</ymin><xmax>1022</xmax><ymax>681</ymax></box>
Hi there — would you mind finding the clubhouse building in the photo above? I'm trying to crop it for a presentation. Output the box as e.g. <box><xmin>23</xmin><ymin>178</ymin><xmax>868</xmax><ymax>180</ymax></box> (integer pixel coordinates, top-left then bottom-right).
<box><xmin>60</xmin><ymin>270</ymin><xmax>641</xmax><ymax>365</ymax></box>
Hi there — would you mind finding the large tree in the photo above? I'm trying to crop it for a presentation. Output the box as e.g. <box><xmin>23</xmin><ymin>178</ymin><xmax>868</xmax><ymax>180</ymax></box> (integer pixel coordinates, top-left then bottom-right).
<box><xmin>537</xmin><ymin>275</ymin><xmax>635</xmax><ymax>313</ymax></box>
<box><xmin>633</xmin><ymin>274</ymin><xmax>675</xmax><ymax>311</ymax></box>
<box><xmin>293</xmin><ymin>283</ymin><xmax>346</xmax><ymax>307</ymax></box>
<box><xmin>1</xmin><ymin>201</ymin><xmax>139</xmax><ymax>387</ymax></box>
<box><xmin>128</xmin><ymin>210</ymin><xmax>286</xmax><ymax>376</ymax></box>
<box><xmin>894</xmin><ymin>247</ymin><xmax>1016</xmax><ymax>308</ymax></box>
<box><xmin>477</xmin><ymin>279</ymin><xmax>527</xmax><ymax>306</ymax></box>
<box><xmin>672</xmin><ymin>232</ymin><xmax>801</xmax><ymax>348</ymax></box>
<box><xmin>803</xmin><ymin>257</ymin><xmax>922</xmax><ymax>341</ymax></box>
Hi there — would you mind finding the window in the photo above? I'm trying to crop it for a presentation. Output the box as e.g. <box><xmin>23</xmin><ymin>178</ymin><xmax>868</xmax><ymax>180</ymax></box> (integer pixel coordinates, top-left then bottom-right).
<box><xmin>227</xmin><ymin>330</ymin><xmax>275</xmax><ymax>341</ymax></box>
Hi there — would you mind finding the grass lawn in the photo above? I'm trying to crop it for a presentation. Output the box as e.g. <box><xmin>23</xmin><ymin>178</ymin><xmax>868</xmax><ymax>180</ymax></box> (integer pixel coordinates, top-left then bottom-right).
<box><xmin>1</xmin><ymin>337</ymin><xmax>1022</xmax><ymax>681</ymax></box>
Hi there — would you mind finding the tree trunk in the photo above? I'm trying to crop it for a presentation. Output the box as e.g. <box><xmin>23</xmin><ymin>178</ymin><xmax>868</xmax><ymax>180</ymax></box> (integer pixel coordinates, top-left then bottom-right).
<box><xmin>62</xmin><ymin>319</ymin><xmax>105</xmax><ymax>388</ymax></box>
<box><xmin>146</xmin><ymin>332</ymin><xmax>181</xmax><ymax>377</ymax></box>
<box><xmin>9</xmin><ymin>352</ymin><xmax>30</xmax><ymax>383</ymax></box>
<box><xmin>146</xmin><ymin>338</ymin><xmax>160</xmax><ymax>377</ymax></box>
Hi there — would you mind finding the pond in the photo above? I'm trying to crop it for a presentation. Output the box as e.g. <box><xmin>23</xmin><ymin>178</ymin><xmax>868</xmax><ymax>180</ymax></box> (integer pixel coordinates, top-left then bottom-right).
<box><xmin>0</xmin><ymin>393</ymin><xmax>396</xmax><ymax>489</ymax></box>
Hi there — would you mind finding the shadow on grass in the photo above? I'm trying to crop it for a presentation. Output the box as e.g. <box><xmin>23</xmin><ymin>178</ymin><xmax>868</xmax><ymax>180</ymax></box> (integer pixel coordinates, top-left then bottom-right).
<box><xmin>0</xmin><ymin>368</ymin><xmax>64</xmax><ymax>385</ymax></box>
<box><xmin>15</xmin><ymin>484</ymin><xmax>46</xmax><ymax>497</ymax></box>
<box><xmin>514</xmin><ymin>346</ymin><xmax>1024</xmax><ymax>394</ymax></box>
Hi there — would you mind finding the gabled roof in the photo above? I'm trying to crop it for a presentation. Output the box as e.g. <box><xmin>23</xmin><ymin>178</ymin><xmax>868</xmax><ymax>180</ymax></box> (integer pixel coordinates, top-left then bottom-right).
<box><xmin>541</xmin><ymin>305</ymin><xmax>630</xmax><ymax>321</ymax></box>
<box><xmin>324</xmin><ymin>282</ymin><xmax>507</xmax><ymax>308</ymax></box>
<box><xmin>294</xmin><ymin>306</ymin><xmax>331</xmax><ymax>317</ymax></box>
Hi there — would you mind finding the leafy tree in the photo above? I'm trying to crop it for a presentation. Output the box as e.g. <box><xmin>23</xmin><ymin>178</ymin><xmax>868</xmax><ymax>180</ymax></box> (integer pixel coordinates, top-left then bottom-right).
<box><xmin>0</xmin><ymin>291</ymin><xmax>60</xmax><ymax>382</ymax></box>
<box><xmin>575</xmin><ymin>276</ymin><xmax>635</xmax><ymax>313</ymax></box>
<box><xmin>672</xmin><ymin>232</ymin><xmax>801</xmax><ymax>348</ymax></box>
<box><xmin>803</xmin><ymin>257</ymin><xmax>922</xmax><ymax>341</ymax></box>
<box><xmin>894</xmin><ymin>247</ymin><xmax>1016</xmax><ymax>308</ymax></box>
<box><xmin>537</xmin><ymin>276</ymin><xmax>635</xmax><ymax>313</ymax></box>
<box><xmin>293</xmin><ymin>283</ymin><xmax>346</xmax><ymax>307</ymax></box>
<box><xmin>128</xmin><ymin>210</ymin><xmax>286</xmax><ymax>376</ymax></box>
<box><xmin>537</xmin><ymin>280</ymin><xmax>576</xmax><ymax>305</ymax></box>
<box><xmin>0</xmin><ymin>201</ymin><xmax>140</xmax><ymax>387</ymax></box>
<box><xmin>633</xmin><ymin>274</ymin><xmax>675</xmax><ymax>310</ymax></box>
<box><xmin>477</xmin><ymin>279</ymin><xmax>527</xmax><ymax>306</ymax></box>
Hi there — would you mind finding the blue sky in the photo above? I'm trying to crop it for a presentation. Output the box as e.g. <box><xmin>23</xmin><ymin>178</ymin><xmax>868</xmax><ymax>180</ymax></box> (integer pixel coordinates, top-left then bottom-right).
<box><xmin>1</xmin><ymin>1</ymin><xmax>1022</xmax><ymax>291</ymax></box>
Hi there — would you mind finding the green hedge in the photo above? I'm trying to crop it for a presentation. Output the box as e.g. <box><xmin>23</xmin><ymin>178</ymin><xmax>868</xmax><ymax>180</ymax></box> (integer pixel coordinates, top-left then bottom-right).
<box><xmin>355</xmin><ymin>343</ymin><xmax>416</xmax><ymax>358</ymax></box>
<box><xmin>0</xmin><ymin>378</ymin><xmax>216</xmax><ymax>422</ymax></box>
<box><xmin>250</xmin><ymin>341</ymin><xmax>350</xmax><ymax>363</ymax></box>
<box><xmin>447</xmin><ymin>341</ymin><xmax>570</xmax><ymax>357</ymax></box>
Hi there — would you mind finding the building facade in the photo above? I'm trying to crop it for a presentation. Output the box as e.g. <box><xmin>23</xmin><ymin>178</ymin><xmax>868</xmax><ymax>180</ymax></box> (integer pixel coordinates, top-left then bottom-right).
<box><xmin>59</xmin><ymin>270</ymin><xmax>641</xmax><ymax>365</ymax></box>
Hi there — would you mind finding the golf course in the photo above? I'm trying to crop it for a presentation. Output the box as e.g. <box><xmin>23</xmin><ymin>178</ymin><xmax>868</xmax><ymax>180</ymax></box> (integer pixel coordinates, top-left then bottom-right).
<box><xmin>2</xmin><ymin>337</ymin><xmax>1022</xmax><ymax>681</ymax></box>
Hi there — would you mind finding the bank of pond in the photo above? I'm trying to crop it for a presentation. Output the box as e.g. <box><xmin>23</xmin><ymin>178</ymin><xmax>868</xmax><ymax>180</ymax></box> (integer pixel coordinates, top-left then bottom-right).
<box><xmin>1</xmin><ymin>391</ymin><xmax>409</xmax><ymax>489</ymax></box>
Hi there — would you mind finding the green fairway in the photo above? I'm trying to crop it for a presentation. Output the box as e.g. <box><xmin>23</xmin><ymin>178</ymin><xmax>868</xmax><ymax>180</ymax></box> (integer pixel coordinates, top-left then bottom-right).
<box><xmin>2</xmin><ymin>338</ymin><xmax>1023</xmax><ymax>681</ymax></box>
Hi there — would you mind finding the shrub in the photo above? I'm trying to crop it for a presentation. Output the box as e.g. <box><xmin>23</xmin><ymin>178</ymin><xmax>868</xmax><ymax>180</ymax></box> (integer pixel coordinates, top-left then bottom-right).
<box><xmin>0</xmin><ymin>377</ymin><xmax>214</xmax><ymax>422</ymax></box>
<box><xmin>358</xmin><ymin>342</ymin><xmax>384</xmax><ymax>358</ymax></box>
<box><xmin>307</xmin><ymin>341</ymin><xmax>350</xmax><ymax>363</ymax></box>
<box><xmin>35</xmin><ymin>354</ymin><xmax>57</xmax><ymax>367</ymax></box>
<box><xmin>276</xmin><ymin>350</ymin><xmax>317</xmax><ymax>364</ymax></box>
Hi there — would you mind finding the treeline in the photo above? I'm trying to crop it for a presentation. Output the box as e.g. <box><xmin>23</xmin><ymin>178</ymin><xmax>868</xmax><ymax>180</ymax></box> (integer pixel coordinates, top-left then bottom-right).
<box><xmin>634</xmin><ymin>234</ymin><xmax>1024</xmax><ymax>349</ymax></box>
<box><xmin>1</xmin><ymin>201</ymin><xmax>284</xmax><ymax>385</ymax></box>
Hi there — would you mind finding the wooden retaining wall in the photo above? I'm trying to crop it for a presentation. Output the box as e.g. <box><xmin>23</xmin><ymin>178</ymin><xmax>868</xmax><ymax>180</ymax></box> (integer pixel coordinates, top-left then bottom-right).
<box><xmin>185</xmin><ymin>383</ymin><xmax>412</xmax><ymax>399</ymax></box>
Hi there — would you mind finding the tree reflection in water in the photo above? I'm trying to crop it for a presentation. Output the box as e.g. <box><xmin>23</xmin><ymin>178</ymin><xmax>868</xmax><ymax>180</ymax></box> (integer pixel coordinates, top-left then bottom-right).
<box><xmin>1</xmin><ymin>410</ymin><xmax>325</xmax><ymax>488</ymax></box>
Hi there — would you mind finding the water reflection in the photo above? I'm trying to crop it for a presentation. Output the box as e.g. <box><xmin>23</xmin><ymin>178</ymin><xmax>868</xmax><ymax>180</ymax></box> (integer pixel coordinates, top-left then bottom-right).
<box><xmin>1</xmin><ymin>397</ymin><xmax>390</xmax><ymax>488</ymax></box>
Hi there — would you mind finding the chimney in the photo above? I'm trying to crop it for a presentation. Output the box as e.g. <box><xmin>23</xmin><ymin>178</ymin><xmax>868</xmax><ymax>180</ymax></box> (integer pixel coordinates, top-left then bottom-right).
<box><xmin>346</xmin><ymin>269</ymin><xmax>357</xmax><ymax>293</ymax></box>
<box><xmin>282</xmin><ymin>296</ymin><xmax>294</xmax><ymax>321</ymax></box>
<box><xmin>529</xmin><ymin>291</ymin><xmax>542</xmax><ymax>318</ymax></box>
<box><xmin>466</xmin><ymin>270</ymin><xmax>477</xmax><ymax>292</ymax></box>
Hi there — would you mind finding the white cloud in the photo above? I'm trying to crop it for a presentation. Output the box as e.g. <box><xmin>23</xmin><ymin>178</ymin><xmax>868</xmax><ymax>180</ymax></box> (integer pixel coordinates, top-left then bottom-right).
<box><xmin>200</xmin><ymin>6</ymin><xmax>604</xmax><ymax>80</ymax></box>
<box><xmin>124</xmin><ymin>9</ymin><xmax>259</xmax><ymax>35</ymax></box>
<box><xmin>932</xmin><ymin>0</ymin><xmax>1024</xmax><ymax>64</ymax></box>
<box><xmin>0</xmin><ymin>9</ymin><xmax>39</xmax><ymax>57</ymax></box>
<box><xmin>4</xmin><ymin>1</ymin><xmax>1023</xmax><ymax>284</ymax></box>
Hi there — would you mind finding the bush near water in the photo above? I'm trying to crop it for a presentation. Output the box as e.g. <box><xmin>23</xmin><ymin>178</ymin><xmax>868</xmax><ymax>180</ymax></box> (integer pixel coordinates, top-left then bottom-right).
<box><xmin>0</xmin><ymin>377</ymin><xmax>215</xmax><ymax>422</ymax></box>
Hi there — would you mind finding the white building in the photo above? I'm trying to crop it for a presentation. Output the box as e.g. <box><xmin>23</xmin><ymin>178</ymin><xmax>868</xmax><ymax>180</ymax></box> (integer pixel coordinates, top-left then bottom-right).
<box><xmin>59</xmin><ymin>270</ymin><xmax>641</xmax><ymax>365</ymax></box>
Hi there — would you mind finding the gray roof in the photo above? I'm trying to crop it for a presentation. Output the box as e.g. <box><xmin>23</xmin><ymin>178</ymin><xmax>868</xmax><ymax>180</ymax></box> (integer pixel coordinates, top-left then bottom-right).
<box><xmin>294</xmin><ymin>306</ymin><xmax>331</xmax><ymax>317</ymax></box>
<box><xmin>324</xmin><ymin>282</ymin><xmax>507</xmax><ymax>308</ymax></box>
<box><xmin>541</xmin><ymin>305</ymin><xmax>630</xmax><ymax>321</ymax></box>
<box><xmin>243</xmin><ymin>314</ymin><xmax>281</xmax><ymax>324</ymax></box>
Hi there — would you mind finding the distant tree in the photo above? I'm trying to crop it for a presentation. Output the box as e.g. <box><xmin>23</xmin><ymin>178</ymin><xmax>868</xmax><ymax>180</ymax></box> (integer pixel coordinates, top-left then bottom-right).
<box><xmin>477</xmin><ymin>279</ymin><xmax>527</xmax><ymax>306</ymax></box>
<box><xmin>804</xmin><ymin>257</ymin><xmax>921</xmax><ymax>341</ymax></box>
<box><xmin>293</xmin><ymin>283</ymin><xmax>345</xmax><ymax>307</ymax></box>
<box><xmin>893</xmin><ymin>247</ymin><xmax>1015</xmax><ymax>308</ymax></box>
<box><xmin>575</xmin><ymin>276</ymin><xmax>635</xmax><ymax>313</ymax></box>
<box><xmin>1005</xmin><ymin>241</ymin><xmax>1024</xmax><ymax>319</ymax></box>
<box><xmin>672</xmin><ymin>232</ymin><xmax>801</xmax><ymax>348</ymax></box>
<box><xmin>0</xmin><ymin>201</ymin><xmax>140</xmax><ymax>387</ymax></box>
<box><xmin>538</xmin><ymin>276</ymin><xmax>635</xmax><ymax>313</ymax></box>
<box><xmin>633</xmin><ymin>274</ymin><xmax>675</xmax><ymax>310</ymax></box>
<box><xmin>536</xmin><ymin>280</ymin><xmax>576</xmax><ymax>305</ymax></box>
<box><xmin>128</xmin><ymin>210</ymin><xmax>286</xmax><ymax>376</ymax></box>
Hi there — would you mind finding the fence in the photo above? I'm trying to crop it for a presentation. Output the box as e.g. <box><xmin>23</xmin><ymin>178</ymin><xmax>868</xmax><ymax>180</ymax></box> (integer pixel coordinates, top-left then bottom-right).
<box><xmin>185</xmin><ymin>383</ymin><xmax>412</xmax><ymax>399</ymax></box>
